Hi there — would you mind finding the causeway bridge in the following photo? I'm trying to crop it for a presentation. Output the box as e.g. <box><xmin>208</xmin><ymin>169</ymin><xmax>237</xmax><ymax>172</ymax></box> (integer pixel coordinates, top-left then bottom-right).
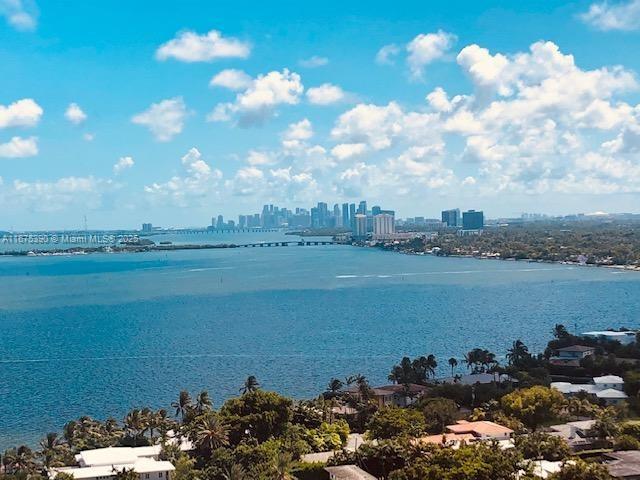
<box><xmin>237</xmin><ymin>240</ymin><xmax>336</xmax><ymax>247</ymax></box>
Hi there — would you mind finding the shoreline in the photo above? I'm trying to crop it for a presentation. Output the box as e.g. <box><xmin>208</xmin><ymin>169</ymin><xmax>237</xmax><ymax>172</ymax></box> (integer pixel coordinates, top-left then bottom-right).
<box><xmin>1</xmin><ymin>240</ymin><xmax>639</xmax><ymax>272</ymax></box>
<box><xmin>368</xmin><ymin>243</ymin><xmax>640</xmax><ymax>272</ymax></box>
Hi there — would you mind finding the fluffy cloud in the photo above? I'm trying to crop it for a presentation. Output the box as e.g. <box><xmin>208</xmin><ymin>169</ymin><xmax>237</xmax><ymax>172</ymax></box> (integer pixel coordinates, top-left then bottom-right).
<box><xmin>326</xmin><ymin>40</ymin><xmax>640</xmax><ymax>198</ymax></box>
<box><xmin>375</xmin><ymin>44</ymin><xmax>401</xmax><ymax>65</ymax></box>
<box><xmin>144</xmin><ymin>148</ymin><xmax>223</xmax><ymax>207</ymax></box>
<box><xmin>247</xmin><ymin>150</ymin><xmax>277</xmax><ymax>166</ymax></box>
<box><xmin>407</xmin><ymin>31</ymin><xmax>457</xmax><ymax>79</ymax></box>
<box><xmin>156</xmin><ymin>29</ymin><xmax>250</xmax><ymax>62</ymax></box>
<box><xmin>64</xmin><ymin>103</ymin><xmax>87</xmax><ymax>125</ymax></box>
<box><xmin>331</xmin><ymin>102</ymin><xmax>405</xmax><ymax>150</ymax></box>
<box><xmin>299</xmin><ymin>56</ymin><xmax>329</xmax><ymax>68</ymax></box>
<box><xmin>131</xmin><ymin>97</ymin><xmax>188</xmax><ymax>141</ymax></box>
<box><xmin>228</xmin><ymin>165</ymin><xmax>319</xmax><ymax>200</ymax></box>
<box><xmin>581</xmin><ymin>0</ymin><xmax>640</xmax><ymax>31</ymax></box>
<box><xmin>0</xmin><ymin>98</ymin><xmax>43</xmax><ymax>128</ymax></box>
<box><xmin>306</xmin><ymin>83</ymin><xmax>346</xmax><ymax>105</ymax></box>
<box><xmin>113</xmin><ymin>156</ymin><xmax>134</xmax><ymax>174</ymax></box>
<box><xmin>0</xmin><ymin>0</ymin><xmax>37</xmax><ymax>31</ymax></box>
<box><xmin>209</xmin><ymin>69</ymin><xmax>253</xmax><ymax>90</ymax></box>
<box><xmin>283</xmin><ymin>119</ymin><xmax>313</xmax><ymax>141</ymax></box>
<box><xmin>0</xmin><ymin>136</ymin><xmax>38</xmax><ymax>158</ymax></box>
<box><xmin>331</xmin><ymin>143</ymin><xmax>367</xmax><ymax>160</ymax></box>
<box><xmin>208</xmin><ymin>69</ymin><xmax>303</xmax><ymax>126</ymax></box>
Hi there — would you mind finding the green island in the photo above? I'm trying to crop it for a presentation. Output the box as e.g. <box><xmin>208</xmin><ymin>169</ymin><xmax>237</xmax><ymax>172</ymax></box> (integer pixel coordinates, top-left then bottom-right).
<box><xmin>380</xmin><ymin>219</ymin><xmax>640</xmax><ymax>269</ymax></box>
<box><xmin>4</xmin><ymin>326</ymin><xmax>640</xmax><ymax>480</ymax></box>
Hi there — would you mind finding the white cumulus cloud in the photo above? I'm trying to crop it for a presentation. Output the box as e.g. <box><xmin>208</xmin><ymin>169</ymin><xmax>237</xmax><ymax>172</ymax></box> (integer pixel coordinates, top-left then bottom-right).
<box><xmin>209</xmin><ymin>69</ymin><xmax>253</xmax><ymax>90</ymax></box>
<box><xmin>306</xmin><ymin>83</ymin><xmax>346</xmax><ymax>105</ymax></box>
<box><xmin>208</xmin><ymin>69</ymin><xmax>303</xmax><ymax>126</ymax></box>
<box><xmin>407</xmin><ymin>31</ymin><xmax>457</xmax><ymax>79</ymax></box>
<box><xmin>156</xmin><ymin>29</ymin><xmax>251</xmax><ymax>62</ymax></box>
<box><xmin>0</xmin><ymin>136</ymin><xmax>38</xmax><ymax>158</ymax></box>
<box><xmin>0</xmin><ymin>98</ymin><xmax>43</xmax><ymax>128</ymax></box>
<box><xmin>65</xmin><ymin>103</ymin><xmax>87</xmax><ymax>125</ymax></box>
<box><xmin>132</xmin><ymin>97</ymin><xmax>189</xmax><ymax>141</ymax></box>
<box><xmin>113</xmin><ymin>156</ymin><xmax>134</xmax><ymax>174</ymax></box>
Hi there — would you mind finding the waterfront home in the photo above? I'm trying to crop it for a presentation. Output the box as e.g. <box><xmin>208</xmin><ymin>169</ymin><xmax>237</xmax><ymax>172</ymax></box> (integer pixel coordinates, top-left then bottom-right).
<box><xmin>415</xmin><ymin>420</ymin><xmax>514</xmax><ymax>448</ymax></box>
<box><xmin>437</xmin><ymin>372</ymin><xmax>517</xmax><ymax>385</ymax></box>
<box><xmin>49</xmin><ymin>446</ymin><xmax>175</xmax><ymax>480</ymax></box>
<box><xmin>547</xmin><ymin>420</ymin><xmax>596</xmax><ymax>451</ymax></box>
<box><xmin>583</xmin><ymin>330</ymin><xmax>637</xmax><ymax>345</ymax></box>
<box><xmin>346</xmin><ymin>383</ymin><xmax>429</xmax><ymax>408</ymax></box>
<box><xmin>325</xmin><ymin>465</ymin><xmax>377</xmax><ymax>480</ymax></box>
<box><xmin>549</xmin><ymin>345</ymin><xmax>596</xmax><ymax>367</ymax></box>
<box><xmin>604</xmin><ymin>450</ymin><xmax>640</xmax><ymax>479</ymax></box>
<box><xmin>551</xmin><ymin>375</ymin><xmax>628</xmax><ymax>406</ymax></box>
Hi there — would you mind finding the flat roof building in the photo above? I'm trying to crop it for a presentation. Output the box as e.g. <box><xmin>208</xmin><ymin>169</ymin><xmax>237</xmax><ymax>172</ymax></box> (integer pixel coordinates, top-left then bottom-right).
<box><xmin>50</xmin><ymin>447</ymin><xmax>175</xmax><ymax>480</ymax></box>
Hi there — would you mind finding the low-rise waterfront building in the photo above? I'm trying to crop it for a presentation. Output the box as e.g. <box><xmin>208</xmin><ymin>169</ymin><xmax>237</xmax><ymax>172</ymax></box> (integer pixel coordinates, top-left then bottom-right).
<box><xmin>49</xmin><ymin>447</ymin><xmax>175</xmax><ymax>480</ymax></box>
<box><xmin>415</xmin><ymin>420</ymin><xmax>514</xmax><ymax>449</ymax></box>
<box><xmin>551</xmin><ymin>375</ymin><xmax>628</xmax><ymax>405</ymax></box>
<box><xmin>549</xmin><ymin>345</ymin><xmax>596</xmax><ymax>367</ymax></box>
<box><xmin>547</xmin><ymin>420</ymin><xmax>596</xmax><ymax>451</ymax></box>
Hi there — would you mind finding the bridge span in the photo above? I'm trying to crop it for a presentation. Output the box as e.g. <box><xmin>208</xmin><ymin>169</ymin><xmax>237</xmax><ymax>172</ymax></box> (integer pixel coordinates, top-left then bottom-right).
<box><xmin>237</xmin><ymin>240</ymin><xmax>337</xmax><ymax>248</ymax></box>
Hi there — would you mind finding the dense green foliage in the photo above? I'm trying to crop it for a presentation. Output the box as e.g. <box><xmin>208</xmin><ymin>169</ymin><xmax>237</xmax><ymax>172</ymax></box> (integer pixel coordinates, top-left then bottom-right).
<box><xmin>396</xmin><ymin>219</ymin><xmax>640</xmax><ymax>266</ymax></box>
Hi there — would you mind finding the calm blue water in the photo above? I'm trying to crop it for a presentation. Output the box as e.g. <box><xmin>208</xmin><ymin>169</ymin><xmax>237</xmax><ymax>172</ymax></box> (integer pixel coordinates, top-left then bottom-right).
<box><xmin>0</xmin><ymin>236</ymin><xmax>639</xmax><ymax>449</ymax></box>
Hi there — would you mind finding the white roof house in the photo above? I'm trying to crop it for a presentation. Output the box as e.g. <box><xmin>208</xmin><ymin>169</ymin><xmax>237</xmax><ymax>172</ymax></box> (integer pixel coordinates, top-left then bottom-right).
<box><xmin>50</xmin><ymin>447</ymin><xmax>174</xmax><ymax>480</ymax></box>
<box><xmin>551</xmin><ymin>376</ymin><xmax>628</xmax><ymax>406</ymax></box>
<box><xmin>593</xmin><ymin>375</ymin><xmax>625</xmax><ymax>390</ymax></box>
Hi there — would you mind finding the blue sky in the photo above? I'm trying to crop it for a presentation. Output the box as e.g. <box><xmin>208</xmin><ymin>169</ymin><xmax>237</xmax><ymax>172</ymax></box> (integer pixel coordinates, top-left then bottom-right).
<box><xmin>1</xmin><ymin>0</ymin><xmax>640</xmax><ymax>229</ymax></box>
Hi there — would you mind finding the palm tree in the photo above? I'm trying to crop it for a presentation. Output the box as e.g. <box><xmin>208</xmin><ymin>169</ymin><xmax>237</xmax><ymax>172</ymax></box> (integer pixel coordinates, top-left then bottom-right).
<box><xmin>223</xmin><ymin>464</ymin><xmax>246</xmax><ymax>480</ymax></box>
<box><xmin>274</xmin><ymin>452</ymin><xmax>293</xmax><ymax>480</ymax></box>
<box><xmin>506</xmin><ymin>340</ymin><xmax>529</xmax><ymax>367</ymax></box>
<box><xmin>113</xmin><ymin>467</ymin><xmax>139</xmax><ymax>480</ymax></box>
<box><xmin>327</xmin><ymin>378</ymin><xmax>343</xmax><ymax>393</ymax></box>
<box><xmin>195</xmin><ymin>414</ymin><xmax>230</xmax><ymax>452</ymax></box>
<box><xmin>123</xmin><ymin>409</ymin><xmax>148</xmax><ymax>441</ymax></box>
<box><xmin>553</xmin><ymin>324</ymin><xmax>570</xmax><ymax>339</ymax></box>
<box><xmin>240</xmin><ymin>376</ymin><xmax>260</xmax><ymax>394</ymax></box>
<box><xmin>426</xmin><ymin>354</ymin><xmax>438</xmax><ymax>378</ymax></box>
<box><xmin>448</xmin><ymin>357</ymin><xmax>458</xmax><ymax>376</ymax></box>
<box><xmin>195</xmin><ymin>391</ymin><xmax>213</xmax><ymax>414</ymax></box>
<box><xmin>3</xmin><ymin>445</ymin><xmax>36</xmax><ymax>474</ymax></box>
<box><xmin>172</xmin><ymin>390</ymin><xmax>192</xmax><ymax>421</ymax></box>
<box><xmin>38</xmin><ymin>432</ymin><xmax>64</xmax><ymax>469</ymax></box>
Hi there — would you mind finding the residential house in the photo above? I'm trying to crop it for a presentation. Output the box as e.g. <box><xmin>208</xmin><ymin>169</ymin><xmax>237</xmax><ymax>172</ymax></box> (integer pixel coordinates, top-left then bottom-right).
<box><xmin>415</xmin><ymin>420</ymin><xmax>514</xmax><ymax>449</ymax></box>
<box><xmin>49</xmin><ymin>447</ymin><xmax>175</xmax><ymax>480</ymax></box>
<box><xmin>325</xmin><ymin>465</ymin><xmax>377</xmax><ymax>480</ymax></box>
<box><xmin>346</xmin><ymin>383</ymin><xmax>429</xmax><ymax>408</ymax></box>
<box><xmin>604</xmin><ymin>450</ymin><xmax>640</xmax><ymax>479</ymax></box>
<box><xmin>547</xmin><ymin>420</ymin><xmax>596</xmax><ymax>451</ymax></box>
<box><xmin>549</xmin><ymin>345</ymin><xmax>596</xmax><ymax>367</ymax></box>
<box><xmin>551</xmin><ymin>375</ymin><xmax>628</xmax><ymax>406</ymax></box>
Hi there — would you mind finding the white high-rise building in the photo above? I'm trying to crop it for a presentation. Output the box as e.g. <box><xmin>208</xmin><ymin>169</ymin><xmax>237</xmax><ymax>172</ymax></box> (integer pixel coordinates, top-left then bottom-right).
<box><xmin>354</xmin><ymin>214</ymin><xmax>368</xmax><ymax>238</ymax></box>
<box><xmin>373</xmin><ymin>213</ymin><xmax>395</xmax><ymax>236</ymax></box>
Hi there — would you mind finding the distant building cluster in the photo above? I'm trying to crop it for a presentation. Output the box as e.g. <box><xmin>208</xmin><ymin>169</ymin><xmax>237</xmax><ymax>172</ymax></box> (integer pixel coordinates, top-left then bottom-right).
<box><xmin>140</xmin><ymin>203</ymin><xmax>486</xmax><ymax>238</ymax></box>
<box><xmin>207</xmin><ymin>200</ymin><xmax>397</xmax><ymax>238</ymax></box>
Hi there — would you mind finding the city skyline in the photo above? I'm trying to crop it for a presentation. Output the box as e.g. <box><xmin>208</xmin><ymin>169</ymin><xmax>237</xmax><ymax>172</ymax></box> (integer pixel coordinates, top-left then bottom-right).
<box><xmin>2</xmin><ymin>1</ymin><xmax>640</xmax><ymax>230</ymax></box>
